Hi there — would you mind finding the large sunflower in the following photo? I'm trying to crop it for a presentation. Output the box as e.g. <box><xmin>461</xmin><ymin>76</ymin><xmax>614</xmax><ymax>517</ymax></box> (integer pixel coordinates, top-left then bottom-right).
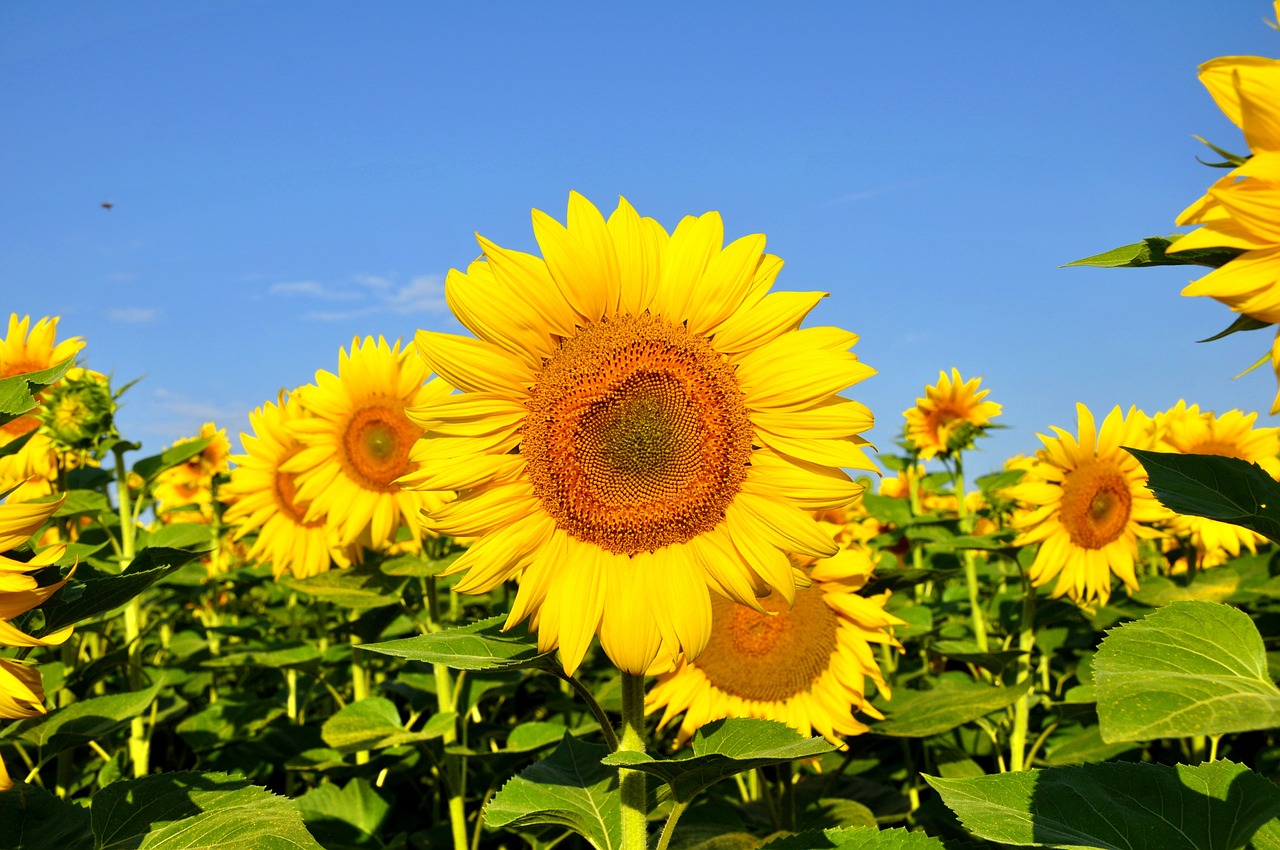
<box><xmin>903</xmin><ymin>368</ymin><xmax>1001</xmax><ymax>460</ymax></box>
<box><xmin>1154</xmin><ymin>400</ymin><xmax>1280</xmax><ymax>560</ymax></box>
<box><xmin>1005</xmin><ymin>404</ymin><xmax>1167</xmax><ymax>606</ymax></box>
<box><xmin>646</xmin><ymin>546</ymin><xmax>902</xmax><ymax>746</ymax></box>
<box><xmin>286</xmin><ymin>336</ymin><xmax>452</xmax><ymax>551</ymax></box>
<box><xmin>406</xmin><ymin>193</ymin><xmax>876</xmax><ymax>675</ymax></box>
<box><xmin>223</xmin><ymin>392</ymin><xmax>356</xmax><ymax>579</ymax></box>
<box><xmin>0</xmin><ymin>496</ymin><xmax>72</xmax><ymax>790</ymax></box>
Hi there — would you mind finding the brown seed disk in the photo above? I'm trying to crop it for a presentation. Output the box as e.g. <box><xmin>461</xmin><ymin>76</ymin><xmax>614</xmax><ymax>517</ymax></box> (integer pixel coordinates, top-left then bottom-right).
<box><xmin>341</xmin><ymin>402</ymin><xmax>419</xmax><ymax>492</ymax></box>
<box><xmin>522</xmin><ymin>313</ymin><xmax>753</xmax><ymax>555</ymax></box>
<box><xmin>694</xmin><ymin>586</ymin><xmax>840</xmax><ymax>703</ymax></box>
<box><xmin>1059</xmin><ymin>458</ymin><xmax>1133</xmax><ymax>549</ymax></box>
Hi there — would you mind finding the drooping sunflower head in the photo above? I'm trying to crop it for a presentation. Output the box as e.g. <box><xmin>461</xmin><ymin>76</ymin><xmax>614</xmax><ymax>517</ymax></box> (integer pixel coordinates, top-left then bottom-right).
<box><xmin>37</xmin><ymin>367</ymin><xmax>116</xmax><ymax>453</ymax></box>
<box><xmin>286</xmin><ymin>336</ymin><xmax>452</xmax><ymax>551</ymax></box>
<box><xmin>223</xmin><ymin>391</ymin><xmax>358</xmax><ymax>579</ymax></box>
<box><xmin>1154</xmin><ymin>400</ymin><xmax>1280</xmax><ymax>559</ymax></box>
<box><xmin>646</xmin><ymin>546</ymin><xmax>903</xmax><ymax>747</ymax></box>
<box><xmin>903</xmin><ymin>368</ymin><xmax>1001</xmax><ymax>461</ymax></box>
<box><xmin>1004</xmin><ymin>404</ymin><xmax>1168</xmax><ymax>607</ymax></box>
<box><xmin>408</xmin><ymin>192</ymin><xmax>877</xmax><ymax>674</ymax></box>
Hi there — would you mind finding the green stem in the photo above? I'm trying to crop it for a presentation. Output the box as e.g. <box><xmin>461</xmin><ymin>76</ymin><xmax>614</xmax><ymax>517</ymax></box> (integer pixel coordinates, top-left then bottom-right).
<box><xmin>424</xmin><ymin>575</ymin><xmax>468</xmax><ymax>850</ymax></box>
<box><xmin>618</xmin><ymin>671</ymin><xmax>649</xmax><ymax>850</ymax></box>
<box><xmin>655</xmin><ymin>801</ymin><xmax>690</xmax><ymax>850</ymax></box>
<box><xmin>349</xmin><ymin>610</ymin><xmax>370</xmax><ymax>766</ymax></box>
<box><xmin>113</xmin><ymin>444</ymin><xmax>149</xmax><ymax>779</ymax></box>
<box><xmin>1209</xmin><ymin>734</ymin><xmax>1222</xmax><ymax>762</ymax></box>
<box><xmin>1008</xmin><ymin>574</ymin><xmax>1037</xmax><ymax>772</ymax></box>
<box><xmin>554</xmin><ymin>670</ymin><xmax>620</xmax><ymax>752</ymax></box>
<box><xmin>953</xmin><ymin>456</ymin><xmax>988</xmax><ymax>653</ymax></box>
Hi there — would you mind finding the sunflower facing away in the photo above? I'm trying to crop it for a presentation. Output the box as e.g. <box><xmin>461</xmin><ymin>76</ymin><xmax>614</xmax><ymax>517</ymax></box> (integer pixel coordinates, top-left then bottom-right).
<box><xmin>1154</xmin><ymin>400</ymin><xmax>1280</xmax><ymax>561</ymax></box>
<box><xmin>286</xmin><ymin>336</ymin><xmax>452</xmax><ymax>551</ymax></box>
<box><xmin>1004</xmin><ymin>404</ymin><xmax>1168</xmax><ymax>606</ymax></box>
<box><xmin>646</xmin><ymin>546</ymin><xmax>902</xmax><ymax>747</ymax></box>
<box><xmin>903</xmin><ymin>368</ymin><xmax>1001</xmax><ymax>461</ymax></box>
<box><xmin>223</xmin><ymin>392</ymin><xmax>356</xmax><ymax>579</ymax></box>
<box><xmin>406</xmin><ymin>192</ymin><xmax>876</xmax><ymax>675</ymax></box>
<box><xmin>0</xmin><ymin>496</ymin><xmax>72</xmax><ymax>791</ymax></box>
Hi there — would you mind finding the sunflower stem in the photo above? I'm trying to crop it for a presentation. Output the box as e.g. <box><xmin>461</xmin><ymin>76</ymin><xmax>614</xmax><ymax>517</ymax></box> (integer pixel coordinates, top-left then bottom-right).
<box><xmin>1008</xmin><ymin>573</ymin><xmax>1037</xmax><ymax>772</ymax></box>
<box><xmin>113</xmin><ymin>443</ymin><xmax>150</xmax><ymax>780</ymax></box>
<box><xmin>655</xmin><ymin>801</ymin><xmax>690</xmax><ymax>850</ymax></box>
<box><xmin>424</xmin><ymin>574</ymin><xmax>468</xmax><ymax>850</ymax></box>
<box><xmin>953</xmin><ymin>456</ymin><xmax>988</xmax><ymax>653</ymax></box>
<box><xmin>618</xmin><ymin>671</ymin><xmax>649</xmax><ymax>850</ymax></box>
<box><xmin>349</xmin><ymin>610</ymin><xmax>370</xmax><ymax>766</ymax></box>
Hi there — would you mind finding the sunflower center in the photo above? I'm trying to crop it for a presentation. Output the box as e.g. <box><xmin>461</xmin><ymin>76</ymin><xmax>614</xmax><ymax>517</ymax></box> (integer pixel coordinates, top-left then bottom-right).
<box><xmin>1060</xmin><ymin>458</ymin><xmax>1132</xmax><ymax>549</ymax></box>
<box><xmin>523</xmin><ymin>313</ymin><xmax>752</xmax><ymax>555</ymax></box>
<box><xmin>341</xmin><ymin>402</ymin><xmax>418</xmax><ymax>492</ymax></box>
<box><xmin>693</xmin><ymin>586</ymin><xmax>839</xmax><ymax>703</ymax></box>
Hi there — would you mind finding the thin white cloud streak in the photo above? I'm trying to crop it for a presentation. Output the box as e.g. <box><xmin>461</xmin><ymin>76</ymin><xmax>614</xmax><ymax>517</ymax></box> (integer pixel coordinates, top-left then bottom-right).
<box><xmin>272</xmin><ymin>272</ymin><xmax>447</xmax><ymax>321</ymax></box>
<box><xmin>109</xmin><ymin>307</ymin><xmax>158</xmax><ymax>323</ymax></box>
<box><xmin>819</xmin><ymin>178</ymin><xmax>936</xmax><ymax>207</ymax></box>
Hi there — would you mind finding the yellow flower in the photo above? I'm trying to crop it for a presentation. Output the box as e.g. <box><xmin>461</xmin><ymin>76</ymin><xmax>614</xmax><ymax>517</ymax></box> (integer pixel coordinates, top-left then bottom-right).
<box><xmin>1172</xmin><ymin>56</ymin><xmax>1280</xmax><ymax>320</ymax></box>
<box><xmin>0</xmin><ymin>315</ymin><xmax>84</xmax><ymax>447</ymax></box>
<box><xmin>285</xmin><ymin>337</ymin><xmax>452</xmax><ymax>551</ymax></box>
<box><xmin>1154</xmin><ymin>400</ymin><xmax>1280</xmax><ymax>560</ymax></box>
<box><xmin>154</xmin><ymin>423</ymin><xmax>231</xmax><ymax>524</ymax></box>
<box><xmin>223</xmin><ymin>392</ymin><xmax>357</xmax><ymax>578</ymax></box>
<box><xmin>646</xmin><ymin>547</ymin><xmax>902</xmax><ymax>746</ymax></box>
<box><xmin>0</xmin><ymin>496</ymin><xmax>73</xmax><ymax>791</ymax></box>
<box><xmin>407</xmin><ymin>192</ymin><xmax>876</xmax><ymax>675</ymax></box>
<box><xmin>1005</xmin><ymin>404</ymin><xmax>1168</xmax><ymax>606</ymax></box>
<box><xmin>903</xmin><ymin>369</ymin><xmax>1001</xmax><ymax>460</ymax></box>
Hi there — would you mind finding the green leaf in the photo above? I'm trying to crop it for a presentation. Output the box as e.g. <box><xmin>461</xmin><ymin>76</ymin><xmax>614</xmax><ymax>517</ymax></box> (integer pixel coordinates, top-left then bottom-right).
<box><xmin>139</xmin><ymin>522</ymin><xmax>216</xmax><ymax>551</ymax></box>
<box><xmin>0</xmin><ymin>361</ymin><xmax>74</xmax><ymax>427</ymax></box>
<box><xmin>1126</xmin><ymin>449</ymin><xmax>1280</xmax><ymax>543</ymax></box>
<box><xmin>929</xmin><ymin>640</ymin><xmax>1024</xmax><ymax>673</ymax></box>
<box><xmin>90</xmin><ymin>770</ymin><xmax>326</xmax><ymax>849</ymax></box>
<box><xmin>52</xmin><ymin>489</ymin><xmax>112</xmax><ymax>517</ymax></box>
<box><xmin>762</xmin><ymin>827</ymin><xmax>946</xmax><ymax>849</ymax></box>
<box><xmin>1042</xmin><ymin>725</ymin><xmax>1139</xmax><ymax>766</ymax></box>
<box><xmin>200</xmin><ymin>644</ymin><xmax>322</xmax><ymax>669</ymax></box>
<box><xmin>130</xmin><ymin>437</ymin><xmax>212</xmax><ymax>483</ymax></box>
<box><xmin>872</xmin><ymin>679</ymin><xmax>1028</xmax><ymax>738</ymax></box>
<box><xmin>1130</xmin><ymin>570</ymin><xmax>1240</xmax><ymax>606</ymax></box>
<box><xmin>320</xmin><ymin>697</ymin><xmax>455</xmax><ymax>754</ymax></box>
<box><xmin>927</xmin><ymin>760</ymin><xmax>1280</xmax><ymax>849</ymax></box>
<box><xmin>8</xmin><ymin>680</ymin><xmax>162</xmax><ymax>759</ymax></box>
<box><xmin>378</xmin><ymin>550</ymin><xmax>460</xmax><ymax>577</ymax></box>
<box><xmin>485</xmin><ymin>734</ymin><xmax>620</xmax><ymax>850</ymax></box>
<box><xmin>601</xmin><ymin>718</ymin><xmax>833</xmax><ymax>803</ymax></box>
<box><xmin>1064</xmin><ymin>234</ymin><xmax>1242</xmax><ymax>269</ymax></box>
<box><xmin>0</xmin><ymin>782</ymin><xmax>92</xmax><ymax>850</ymax></box>
<box><xmin>1094</xmin><ymin>600</ymin><xmax>1280</xmax><ymax>741</ymax></box>
<box><xmin>296</xmin><ymin>779</ymin><xmax>391</xmax><ymax>850</ymax></box>
<box><xmin>40</xmin><ymin>546</ymin><xmax>204</xmax><ymax>632</ymax></box>
<box><xmin>1198</xmin><ymin>313</ymin><xmax>1273</xmax><ymax>343</ymax></box>
<box><xmin>278</xmin><ymin>568</ymin><xmax>398</xmax><ymax>609</ymax></box>
<box><xmin>921</xmin><ymin>532</ymin><xmax>1015</xmax><ymax>551</ymax></box>
<box><xmin>361</xmin><ymin>615</ymin><xmax>554</xmax><ymax>671</ymax></box>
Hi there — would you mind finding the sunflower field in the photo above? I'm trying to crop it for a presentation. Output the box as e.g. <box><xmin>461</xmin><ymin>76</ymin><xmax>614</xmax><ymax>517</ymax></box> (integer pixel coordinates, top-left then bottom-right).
<box><xmin>8</xmin><ymin>16</ymin><xmax>1280</xmax><ymax>850</ymax></box>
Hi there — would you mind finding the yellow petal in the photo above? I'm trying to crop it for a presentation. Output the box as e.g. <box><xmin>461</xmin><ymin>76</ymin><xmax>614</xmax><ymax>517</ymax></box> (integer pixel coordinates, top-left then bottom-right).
<box><xmin>414</xmin><ymin>330</ymin><xmax>532</xmax><ymax>396</ymax></box>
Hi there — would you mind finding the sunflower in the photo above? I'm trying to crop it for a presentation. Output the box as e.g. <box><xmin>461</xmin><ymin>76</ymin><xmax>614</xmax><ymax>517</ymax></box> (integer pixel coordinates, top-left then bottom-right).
<box><xmin>0</xmin><ymin>315</ymin><xmax>84</xmax><ymax>443</ymax></box>
<box><xmin>286</xmin><ymin>336</ymin><xmax>452</xmax><ymax>551</ymax></box>
<box><xmin>646</xmin><ymin>546</ymin><xmax>901</xmax><ymax>746</ymax></box>
<box><xmin>903</xmin><ymin>368</ymin><xmax>1001</xmax><ymax>461</ymax></box>
<box><xmin>223</xmin><ymin>392</ymin><xmax>356</xmax><ymax>578</ymax></box>
<box><xmin>1154</xmin><ymin>400</ymin><xmax>1280</xmax><ymax>560</ymax></box>
<box><xmin>0</xmin><ymin>496</ymin><xmax>73</xmax><ymax>791</ymax></box>
<box><xmin>154</xmin><ymin>422</ymin><xmax>231</xmax><ymax>524</ymax></box>
<box><xmin>406</xmin><ymin>192</ymin><xmax>876</xmax><ymax>675</ymax></box>
<box><xmin>1004</xmin><ymin>404</ymin><xmax>1168</xmax><ymax>606</ymax></box>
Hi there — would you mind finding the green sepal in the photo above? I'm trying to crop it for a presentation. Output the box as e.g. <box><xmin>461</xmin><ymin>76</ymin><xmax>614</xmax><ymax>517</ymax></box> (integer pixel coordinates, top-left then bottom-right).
<box><xmin>1198</xmin><ymin>313</ymin><xmax>1273</xmax><ymax>342</ymax></box>
<box><xmin>1064</xmin><ymin>234</ymin><xmax>1242</xmax><ymax>269</ymax></box>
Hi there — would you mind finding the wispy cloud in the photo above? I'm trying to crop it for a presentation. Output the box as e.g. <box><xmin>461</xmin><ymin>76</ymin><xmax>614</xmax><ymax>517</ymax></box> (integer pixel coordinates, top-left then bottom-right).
<box><xmin>270</xmin><ymin>273</ymin><xmax>447</xmax><ymax>320</ymax></box>
<box><xmin>109</xmin><ymin>307</ymin><xmax>158</xmax><ymax>323</ymax></box>
<box><xmin>819</xmin><ymin>178</ymin><xmax>936</xmax><ymax>207</ymax></box>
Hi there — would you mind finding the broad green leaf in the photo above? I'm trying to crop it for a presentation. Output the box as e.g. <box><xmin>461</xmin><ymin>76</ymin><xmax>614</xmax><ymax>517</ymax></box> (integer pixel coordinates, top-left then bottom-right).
<box><xmin>90</xmin><ymin>770</ymin><xmax>325</xmax><ymax>850</ymax></box>
<box><xmin>921</xmin><ymin>532</ymin><xmax>1015</xmax><ymax>551</ymax></box>
<box><xmin>320</xmin><ymin>697</ymin><xmax>455</xmax><ymax>754</ymax></box>
<box><xmin>175</xmin><ymin>697</ymin><xmax>284</xmax><ymax>754</ymax></box>
<box><xmin>927</xmin><ymin>760</ymin><xmax>1280</xmax><ymax>849</ymax></box>
<box><xmin>278</xmin><ymin>568</ymin><xmax>398</xmax><ymax>609</ymax></box>
<box><xmin>39</xmin><ymin>547</ymin><xmax>204</xmax><ymax>632</ymax></box>
<box><xmin>797</xmin><ymin>799</ymin><xmax>878</xmax><ymax>831</ymax></box>
<box><xmin>1130</xmin><ymin>571</ymin><xmax>1239</xmax><ymax>606</ymax></box>
<box><xmin>130</xmin><ymin>437</ymin><xmax>212</xmax><ymax>483</ymax></box>
<box><xmin>361</xmin><ymin>615</ymin><xmax>554</xmax><ymax>671</ymax></box>
<box><xmin>486</xmin><ymin>734</ymin><xmax>620</xmax><ymax>850</ymax></box>
<box><xmin>52</xmin><ymin>489</ymin><xmax>112</xmax><ymax>517</ymax></box>
<box><xmin>8</xmin><ymin>680</ymin><xmax>162</xmax><ymax>758</ymax></box>
<box><xmin>139</xmin><ymin>522</ymin><xmax>216</xmax><ymax>551</ymax></box>
<box><xmin>201</xmin><ymin>644</ymin><xmax>322</xmax><ymax>669</ymax></box>
<box><xmin>0</xmin><ymin>361</ymin><xmax>73</xmax><ymax>426</ymax></box>
<box><xmin>1094</xmin><ymin>600</ymin><xmax>1280</xmax><ymax>741</ymax></box>
<box><xmin>929</xmin><ymin>640</ymin><xmax>1024</xmax><ymax>673</ymax></box>
<box><xmin>872</xmin><ymin>679</ymin><xmax>1028</xmax><ymax>738</ymax></box>
<box><xmin>763</xmin><ymin>826</ymin><xmax>946</xmax><ymax>849</ymax></box>
<box><xmin>1126</xmin><ymin>449</ymin><xmax>1280</xmax><ymax>544</ymax></box>
<box><xmin>0</xmin><ymin>782</ymin><xmax>92</xmax><ymax>850</ymax></box>
<box><xmin>1064</xmin><ymin>235</ymin><xmax>1242</xmax><ymax>269</ymax></box>
<box><xmin>296</xmin><ymin>779</ymin><xmax>390</xmax><ymax>850</ymax></box>
<box><xmin>601</xmin><ymin>718</ymin><xmax>833</xmax><ymax>803</ymax></box>
<box><xmin>1042</xmin><ymin>725</ymin><xmax>1138</xmax><ymax>766</ymax></box>
<box><xmin>378</xmin><ymin>550</ymin><xmax>460</xmax><ymax>577</ymax></box>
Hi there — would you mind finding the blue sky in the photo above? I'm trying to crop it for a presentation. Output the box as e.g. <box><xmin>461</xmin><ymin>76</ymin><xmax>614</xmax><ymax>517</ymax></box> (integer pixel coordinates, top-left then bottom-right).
<box><xmin>3</xmin><ymin>2</ymin><xmax>1280</xmax><ymax>478</ymax></box>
